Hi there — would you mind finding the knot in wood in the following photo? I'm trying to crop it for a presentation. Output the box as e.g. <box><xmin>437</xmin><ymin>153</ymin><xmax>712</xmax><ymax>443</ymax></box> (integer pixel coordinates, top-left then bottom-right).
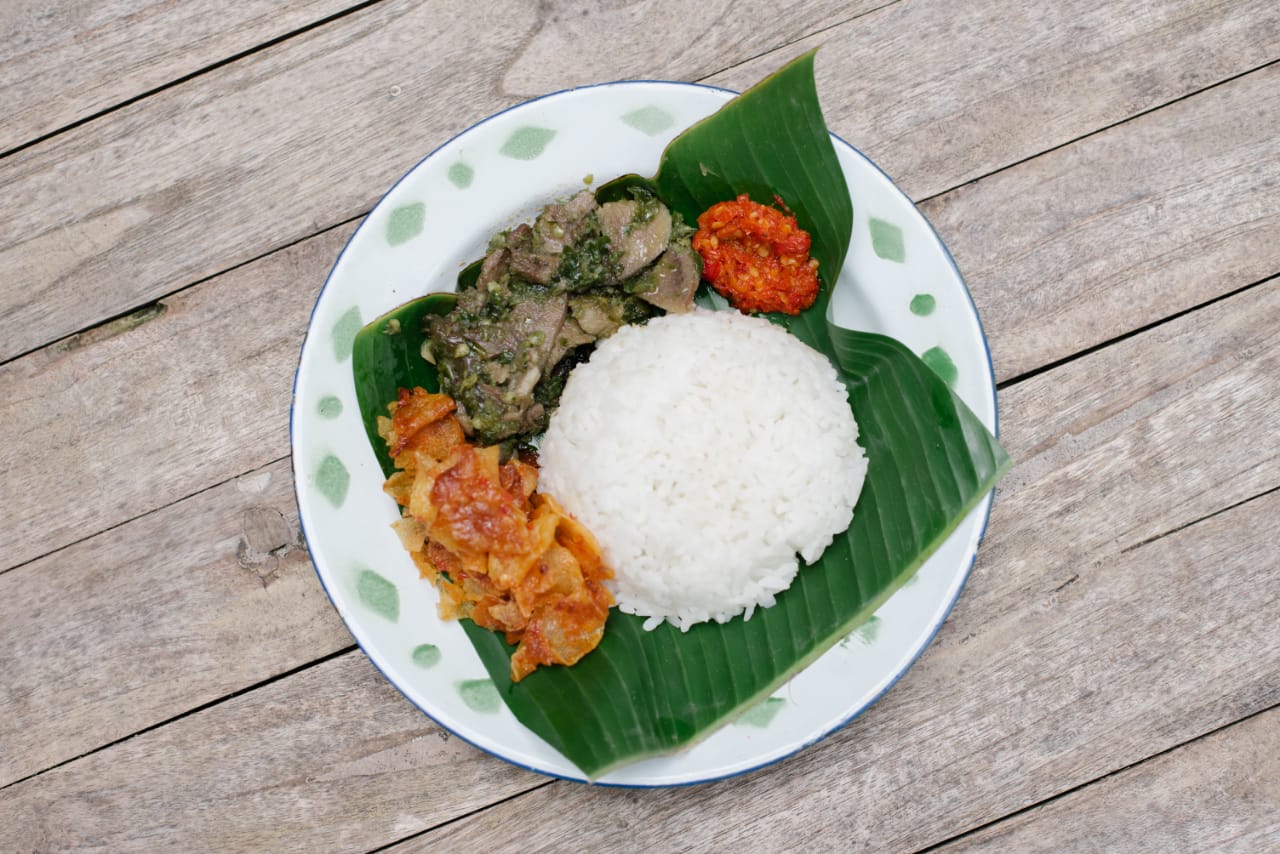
<box><xmin>236</xmin><ymin>505</ymin><xmax>296</xmax><ymax>582</ymax></box>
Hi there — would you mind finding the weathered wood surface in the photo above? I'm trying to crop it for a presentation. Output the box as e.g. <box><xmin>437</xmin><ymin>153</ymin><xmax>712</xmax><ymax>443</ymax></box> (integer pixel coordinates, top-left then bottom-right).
<box><xmin>710</xmin><ymin>0</ymin><xmax>1280</xmax><ymax>200</ymax></box>
<box><xmin>0</xmin><ymin>652</ymin><xmax>545</xmax><ymax>851</ymax></box>
<box><xmin>3</xmin><ymin>269</ymin><xmax>1275</xmax><ymax>849</ymax></box>
<box><xmin>2</xmin><ymin>0</ymin><xmax>1278</xmax><ymax>849</ymax></box>
<box><xmin>0</xmin><ymin>457</ymin><xmax>351</xmax><ymax>787</ymax></box>
<box><xmin>1</xmin><ymin>0</ymin><xmax>1275</xmax><ymax>363</ymax></box>
<box><xmin>922</xmin><ymin>61</ymin><xmax>1280</xmax><ymax>381</ymax></box>
<box><xmin>943</xmin><ymin>708</ymin><xmax>1280</xmax><ymax>851</ymax></box>
<box><xmin>0</xmin><ymin>0</ymin><xmax>870</xmax><ymax>364</ymax></box>
<box><xmin>0</xmin><ymin>222</ymin><xmax>352</xmax><ymax>572</ymax></box>
<box><xmin>0</xmin><ymin>0</ymin><xmax>359</xmax><ymax>153</ymax></box>
<box><xmin>3</xmin><ymin>51</ymin><xmax>1275</xmax><ymax>573</ymax></box>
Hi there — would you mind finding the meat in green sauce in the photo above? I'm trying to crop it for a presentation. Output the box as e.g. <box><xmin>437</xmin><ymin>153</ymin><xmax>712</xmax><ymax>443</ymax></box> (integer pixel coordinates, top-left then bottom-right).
<box><xmin>427</xmin><ymin>189</ymin><xmax>700</xmax><ymax>445</ymax></box>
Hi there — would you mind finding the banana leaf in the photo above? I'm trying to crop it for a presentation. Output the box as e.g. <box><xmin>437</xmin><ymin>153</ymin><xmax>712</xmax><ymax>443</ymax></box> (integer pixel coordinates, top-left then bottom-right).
<box><xmin>351</xmin><ymin>52</ymin><xmax>1010</xmax><ymax>779</ymax></box>
<box><xmin>352</xmin><ymin>293</ymin><xmax>455</xmax><ymax>476</ymax></box>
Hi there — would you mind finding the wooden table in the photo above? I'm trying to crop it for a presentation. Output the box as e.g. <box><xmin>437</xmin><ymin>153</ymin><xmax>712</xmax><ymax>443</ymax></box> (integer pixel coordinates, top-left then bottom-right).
<box><xmin>2</xmin><ymin>1</ymin><xmax>1277</xmax><ymax>849</ymax></box>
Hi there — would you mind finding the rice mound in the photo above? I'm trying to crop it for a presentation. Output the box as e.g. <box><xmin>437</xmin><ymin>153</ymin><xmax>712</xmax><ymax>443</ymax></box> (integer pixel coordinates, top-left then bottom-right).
<box><xmin>538</xmin><ymin>309</ymin><xmax>867</xmax><ymax>631</ymax></box>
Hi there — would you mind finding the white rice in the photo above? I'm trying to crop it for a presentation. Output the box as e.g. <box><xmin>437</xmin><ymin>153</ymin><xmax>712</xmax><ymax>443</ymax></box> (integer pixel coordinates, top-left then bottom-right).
<box><xmin>538</xmin><ymin>309</ymin><xmax>867</xmax><ymax>631</ymax></box>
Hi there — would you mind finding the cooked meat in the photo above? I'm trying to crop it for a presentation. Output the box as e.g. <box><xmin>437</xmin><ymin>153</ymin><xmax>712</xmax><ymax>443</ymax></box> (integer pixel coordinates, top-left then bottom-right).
<box><xmin>631</xmin><ymin>244</ymin><xmax>701</xmax><ymax>314</ymax></box>
<box><xmin>567</xmin><ymin>294</ymin><xmax>618</xmax><ymax>337</ymax></box>
<box><xmin>597</xmin><ymin>199</ymin><xmax>672</xmax><ymax>282</ymax></box>
<box><xmin>546</xmin><ymin>316</ymin><xmax>595</xmax><ymax>367</ymax></box>
<box><xmin>568</xmin><ymin>291</ymin><xmax>656</xmax><ymax>338</ymax></box>
<box><xmin>506</xmin><ymin>224</ymin><xmax>559</xmax><ymax>284</ymax></box>
<box><xmin>476</xmin><ymin>246</ymin><xmax>510</xmax><ymax>290</ymax></box>
<box><xmin>429</xmin><ymin>291</ymin><xmax>570</xmax><ymax>444</ymax></box>
<box><xmin>533</xmin><ymin>189</ymin><xmax>597</xmax><ymax>254</ymax></box>
<box><xmin>502</xmin><ymin>191</ymin><xmax>602</xmax><ymax>284</ymax></box>
<box><xmin>428</xmin><ymin>188</ymin><xmax>695</xmax><ymax>446</ymax></box>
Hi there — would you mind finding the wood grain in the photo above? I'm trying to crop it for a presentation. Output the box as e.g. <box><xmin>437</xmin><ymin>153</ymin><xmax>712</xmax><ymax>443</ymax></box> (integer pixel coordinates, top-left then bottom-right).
<box><xmin>0</xmin><ymin>0</ymin><xmax>872</xmax><ymax>364</ymax></box>
<box><xmin>4</xmin><ymin>34</ymin><xmax>1277</xmax><ymax>574</ymax></box>
<box><xmin>3</xmin><ymin>1</ymin><xmax>1277</xmax><ymax>849</ymax></box>
<box><xmin>979</xmin><ymin>271</ymin><xmax>1280</xmax><ymax>585</ymax></box>
<box><xmin>3</xmin><ymin>270</ymin><xmax>1276</xmax><ymax>848</ymax></box>
<box><xmin>498</xmin><ymin>0</ymin><xmax>875</xmax><ymax>96</ymax></box>
<box><xmin>2</xmin><ymin>0</ymin><xmax>1275</xmax><ymax>363</ymax></box>
<box><xmin>0</xmin><ymin>69</ymin><xmax>1273</xmax><ymax>784</ymax></box>
<box><xmin>0</xmin><ymin>222</ymin><xmax>353</xmax><ymax>572</ymax></box>
<box><xmin>0</xmin><ymin>652</ymin><xmax>543</xmax><ymax>851</ymax></box>
<box><xmin>397</xmin><ymin>457</ymin><xmax>1280</xmax><ymax>853</ymax></box>
<box><xmin>710</xmin><ymin>0</ymin><xmax>1280</xmax><ymax>201</ymax></box>
<box><xmin>941</xmin><ymin>708</ymin><xmax>1280</xmax><ymax>851</ymax></box>
<box><xmin>922</xmin><ymin>61</ymin><xmax>1280</xmax><ymax>381</ymax></box>
<box><xmin>0</xmin><ymin>458</ymin><xmax>352</xmax><ymax>787</ymax></box>
<box><xmin>0</xmin><ymin>0</ymin><xmax>358</xmax><ymax>153</ymax></box>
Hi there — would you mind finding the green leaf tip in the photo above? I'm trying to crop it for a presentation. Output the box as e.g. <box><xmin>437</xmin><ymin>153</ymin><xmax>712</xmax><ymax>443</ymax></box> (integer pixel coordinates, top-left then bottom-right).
<box><xmin>654</xmin><ymin>50</ymin><xmax>850</xmax><ymax>299</ymax></box>
<box><xmin>352</xmin><ymin>293</ymin><xmax>457</xmax><ymax>478</ymax></box>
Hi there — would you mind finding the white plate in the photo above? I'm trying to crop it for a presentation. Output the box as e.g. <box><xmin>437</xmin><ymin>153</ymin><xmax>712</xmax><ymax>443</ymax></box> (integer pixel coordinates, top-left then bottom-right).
<box><xmin>291</xmin><ymin>81</ymin><xmax>997</xmax><ymax>786</ymax></box>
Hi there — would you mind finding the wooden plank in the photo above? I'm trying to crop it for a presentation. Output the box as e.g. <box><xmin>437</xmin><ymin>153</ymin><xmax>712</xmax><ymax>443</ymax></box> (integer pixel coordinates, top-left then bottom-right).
<box><xmin>2</xmin><ymin>271</ymin><xmax>1276</xmax><ymax>847</ymax></box>
<box><xmin>0</xmin><ymin>458</ymin><xmax>351</xmax><ymax>787</ymax></box>
<box><xmin>919</xmin><ymin>61</ymin><xmax>1280</xmax><ymax>381</ymax></box>
<box><xmin>0</xmin><ymin>0</ymin><xmax>868</xmax><ymax>363</ymax></box>
<box><xmin>710</xmin><ymin>0</ymin><xmax>1280</xmax><ymax>200</ymax></box>
<box><xmin>977</xmin><ymin>273</ymin><xmax>1280</xmax><ymax>580</ymax></box>
<box><xmin>2</xmin><ymin>0</ymin><xmax>1275</xmax><ymax>363</ymax></box>
<box><xmin>485</xmin><ymin>0</ymin><xmax>877</xmax><ymax>98</ymax></box>
<box><xmin>0</xmin><ymin>652</ymin><xmax>544</xmax><ymax>851</ymax></box>
<box><xmin>940</xmin><ymin>709</ymin><xmax>1280</xmax><ymax>851</ymax></box>
<box><xmin>395</xmin><ymin>466</ymin><xmax>1280</xmax><ymax>852</ymax></box>
<box><xmin>0</xmin><ymin>0</ymin><xmax>359</xmax><ymax>153</ymax></box>
<box><xmin>0</xmin><ymin>222</ymin><xmax>355</xmax><ymax>572</ymax></box>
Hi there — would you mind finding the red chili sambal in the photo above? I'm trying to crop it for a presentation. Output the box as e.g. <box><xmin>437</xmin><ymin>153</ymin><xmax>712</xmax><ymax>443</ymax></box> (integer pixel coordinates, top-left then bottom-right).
<box><xmin>692</xmin><ymin>194</ymin><xmax>819</xmax><ymax>315</ymax></box>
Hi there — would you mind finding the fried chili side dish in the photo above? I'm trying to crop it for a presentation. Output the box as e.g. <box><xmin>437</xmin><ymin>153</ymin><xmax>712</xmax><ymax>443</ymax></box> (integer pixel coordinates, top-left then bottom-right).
<box><xmin>377</xmin><ymin>387</ymin><xmax>614</xmax><ymax>681</ymax></box>
<box><xmin>692</xmin><ymin>194</ymin><xmax>820</xmax><ymax>315</ymax></box>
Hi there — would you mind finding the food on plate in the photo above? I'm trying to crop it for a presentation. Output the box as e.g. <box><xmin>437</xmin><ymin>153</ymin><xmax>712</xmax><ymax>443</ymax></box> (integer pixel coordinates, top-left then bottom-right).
<box><xmin>692</xmin><ymin>194</ymin><xmax>820</xmax><ymax>314</ymax></box>
<box><xmin>538</xmin><ymin>309</ymin><xmax>868</xmax><ymax>631</ymax></box>
<box><xmin>376</xmin><ymin>183</ymin><xmax>846</xmax><ymax>675</ymax></box>
<box><xmin>377</xmin><ymin>387</ymin><xmax>614</xmax><ymax>681</ymax></box>
<box><xmin>426</xmin><ymin>189</ymin><xmax>701</xmax><ymax>446</ymax></box>
<box><xmin>341</xmin><ymin>51</ymin><xmax>1011</xmax><ymax>780</ymax></box>
<box><xmin>373</xmin><ymin>183</ymin><xmax>855</xmax><ymax>673</ymax></box>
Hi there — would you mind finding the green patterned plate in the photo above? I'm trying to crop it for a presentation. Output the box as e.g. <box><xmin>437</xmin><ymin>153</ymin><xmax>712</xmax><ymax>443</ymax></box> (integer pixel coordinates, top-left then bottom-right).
<box><xmin>291</xmin><ymin>81</ymin><xmax>997</xmax><ymax>785</ymax></box>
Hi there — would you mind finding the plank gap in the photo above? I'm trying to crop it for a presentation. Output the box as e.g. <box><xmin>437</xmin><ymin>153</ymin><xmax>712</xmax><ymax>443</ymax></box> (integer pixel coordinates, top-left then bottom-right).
<box><xmin>696</xmin><ymin>0</ymin><xmax>904</xmax><ymax>83</ymax></box>
<box><xmin>365</xmin><ymin>778</ymin><xmax>558</xmax><ymax>854</ymax></box>
<box><xmin>53</xmin><ymin>300</ymin><xmax>168</xmax><ymax>355</ymax></box>
<box><xmin>916</xmin><ymin>54</ymin><xmax>1280</xmax><ymax>207</ymax></box>
<box><xmin>0</xmin><ymin>644</ymin><xmax>356</xmax><ymax>795</ymax></box>
<box><xmin>1118</xmin><ymin>484</ymin><xmax>1280</xmax><ymax>556</ymax></box>
<box><xmin>996</xmin><ymin>272</ymin><xmax>1280</xmax><ymax>392</ymax></box>
<box><xmin>0</xmin><ymin>451</ymin><xmax>291</xmax><ymax>578</ymax></box>
<box><xmin>0</xmin><ymin>0</ymin><xmax>389</xmax><ymax>162</ymax></box>
<box><xmin>0</xmin><ymin>212</ymin><xmax>364</xmax><ymax>371</ymax></box>
<box><xmin>915</xmin><ymin>698</ymin><xmax>1280</xmax><ymax>853</ymax></box>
